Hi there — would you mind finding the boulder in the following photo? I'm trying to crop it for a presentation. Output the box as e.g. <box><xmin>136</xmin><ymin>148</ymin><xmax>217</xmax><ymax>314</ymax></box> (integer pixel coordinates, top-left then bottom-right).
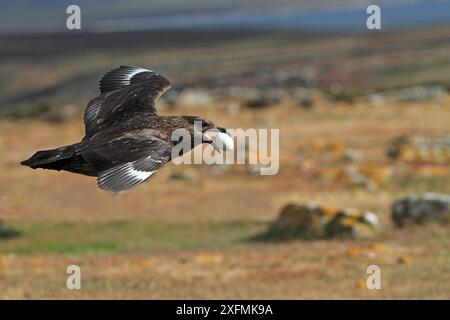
<box><xmin>386</xmin><ymin>134</ymin><xmax>450</xmax><ymax>164</ymax></box>
<box><xmin>392</xmin><ymin>193</ymin><xmax>450</xmax><ymax>227</ymax></box>
<box><xmin>270</xmin><ymin>203</ymin><xmax>380</xmax><ymax>239</ymax></box>
<box><xmin>0</xmin><ymin>220</ymin><xmax>21</xmax><ymax>240</ymax></box>
<box><xmin>314</xmin><ymin>163</ymin><xmax>393</xmax><ymax>191</ymax></box>
<box><xmin>291</xmin><ymin>88</ymin><xmax>314</xmax><ymax>109</ymax></box>
<box><xmin>169</xmin><ymin>169</ymin><xmax>200</xmax><ymax>182</ymax></box>
<box><xmin>227</xmin><ymin>86</ymin><xmax>283</xmax><ymax>109</ymax></box>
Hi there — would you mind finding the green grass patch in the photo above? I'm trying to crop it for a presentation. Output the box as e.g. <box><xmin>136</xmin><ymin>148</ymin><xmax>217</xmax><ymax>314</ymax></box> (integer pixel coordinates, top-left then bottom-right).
<box><xmin>0</xmin><ymin>220</ymin><xmax>267</xmax><ymax>255</ymax></box>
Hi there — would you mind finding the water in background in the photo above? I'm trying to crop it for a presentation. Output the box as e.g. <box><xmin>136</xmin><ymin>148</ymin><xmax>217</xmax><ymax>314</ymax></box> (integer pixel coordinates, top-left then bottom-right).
<box><xmin>92</xmin><ymin>1</ymin><xmax>450</xmax><ymax>33</ymax></box>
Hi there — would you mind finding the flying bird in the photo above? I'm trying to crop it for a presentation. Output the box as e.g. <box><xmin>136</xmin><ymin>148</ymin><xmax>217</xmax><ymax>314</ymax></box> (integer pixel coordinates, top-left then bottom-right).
<box><xmin>21</xmin><ymin>66</ymin><xmax>233</xmax><ymax>193</ymax></box>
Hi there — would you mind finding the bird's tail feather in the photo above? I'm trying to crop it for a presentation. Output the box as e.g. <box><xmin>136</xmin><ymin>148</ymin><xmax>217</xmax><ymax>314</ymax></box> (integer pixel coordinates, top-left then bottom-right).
<box><xmin>21</xmin><ymin>144</ymin><xmax>77</xmax><ymax>170</ymax></box>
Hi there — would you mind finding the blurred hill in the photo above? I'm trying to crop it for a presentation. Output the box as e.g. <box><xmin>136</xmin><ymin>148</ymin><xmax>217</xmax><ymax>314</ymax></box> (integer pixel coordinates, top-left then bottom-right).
<box><xmin>1</xmin><ymin>24</ymin><xmax>450</xmax><ymax>117</ymax></box>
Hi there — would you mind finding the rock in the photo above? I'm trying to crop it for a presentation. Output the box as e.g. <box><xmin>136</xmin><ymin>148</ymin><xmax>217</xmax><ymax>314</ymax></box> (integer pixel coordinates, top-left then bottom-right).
<box><xmin>245</xmin><ymin>164</ymin><xmax>262</xmax><ymax>175</ymax></box>
<box><xmin>274</xmin><ymin>69</ymin><xmax>318</xmax><ymax>87</ymax></box>
<box><xmin>178</xmin><ymin>89</ymin><xmax>213</xmax><ymax>108</ymax></box>
<box><xmin>169</xmin><ymin>169</ymin><xmax>200</xmax><ymax>182</ymax></box>
<box><xmin>366</xmin><ymin>93</ymin><xmax>386</xmax><ymax>107</ymax></box>
<box><xmin>397</xmin><ymin>255</ymin><xmax>414</xmax><ymax>265</ymax></box>
<box><xmin>209</xmin><ymin>164</ymin><xmax>232</xmax><ymax>175</ymax></box>
<box><xmin>224</xmin><ymin>103</ymin><xmax>241</xmax><ymax>116</ymax></box>
<box><xmin>292</xmin><ymin>88</ymin><xmax>314</xmax><ymax>109</ymax></box>
<box><xmin>386</xmin><ymin>134</ymin><xmax>450</xmax><ymax>165</ymax></box>
<box><xmin>228</xmin><ymin>86</ymin><xmax>260</xmax><ymax>100</ymax></box>
<box><xmin>270</xmin><ymin>203</ymin><xmax>380</xmax><ymax>239</ymax></box>
<box><xmin>273</xmin><ymin>204</ymin><xmax>321</xmax><ymax>232</ymax></box>
<box><xmin>386</xmin><ymin>134</ymin><xmax>411</xmax><ymax>159</ymax></box>
<box><xmin>227</xmin><ymin>86</ymin><xmax>283</xmax><ymax>109</ymax></box>
<box><xmin>322</xmin><ymin>164</ymin><xmax>393</xmax><ymax>191</ymax></box>
<box><xmin>324</xmin><ymin>209</ymin><xmax>379</xmax><ymax>239</ymax></box>
<box><xmin>357</xmin><ymin>164</ymin><xmax>393</xmax><ymax>185</ymax></box>
<box><xmin>245</xmin><ymin>95</ymin><xmax>280</xmax><ymax>109</ymax></box>
<box><xmin>0</xmin><ymin>220</ymin><xmax>21</xmax><ymax>240</ymax></box>
<box><xmin>392</xmin><ymin>193</ymin><xmax>450</xmax><ymax>227</ymax></box>
<box><xmin>340</xmin><ymin>149</ymin><xmax>362</xmax><ymax>162</ymax></box>
<box><xmin>372</xmin><ymin>85</ymin><xmax>446</xmax><ymax>104</ymax></box>
<box><xmin>299</xmin><ymin>97</ymin><xmax>314</xmax><ymax>109</ymax></box>
<box><xmin>341</xmin><ymin>165</ymin><xmax>378</xmax><ymax>192</ymax></box>
<box><xmin>325</xmin><ymin>84</ymin><xmax>357</xmax><ymax>104</ymax></box>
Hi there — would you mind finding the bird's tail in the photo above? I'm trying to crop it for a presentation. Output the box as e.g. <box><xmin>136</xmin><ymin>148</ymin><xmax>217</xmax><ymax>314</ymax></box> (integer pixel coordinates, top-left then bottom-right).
<box><xmin>21</xmin><ymin>144</ymin><xmax>78</xmax><ymax>171</ymax></box>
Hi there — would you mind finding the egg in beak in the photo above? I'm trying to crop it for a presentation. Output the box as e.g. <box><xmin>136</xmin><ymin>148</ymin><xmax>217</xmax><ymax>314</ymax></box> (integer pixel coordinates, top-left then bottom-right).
<box><xmin>204</xmin><ymin>127</ymin><xmax>234</xmax><ymax>151</ymax></box>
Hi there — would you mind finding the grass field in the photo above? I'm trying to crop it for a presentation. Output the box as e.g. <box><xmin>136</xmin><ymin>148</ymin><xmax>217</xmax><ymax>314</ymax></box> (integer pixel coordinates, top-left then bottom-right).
<box><xmin>1</xmin><ymin>96</ymin><xmax>449</xmax><ymax>298</ymax></box>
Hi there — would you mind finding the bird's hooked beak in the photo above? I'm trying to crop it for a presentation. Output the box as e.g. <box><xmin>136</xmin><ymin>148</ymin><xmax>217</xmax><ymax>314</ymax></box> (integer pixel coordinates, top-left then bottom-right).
<box><xmin>203</xmin><ymin>127</ymin><xmax>234</xmax><ymax>151</ymax></box>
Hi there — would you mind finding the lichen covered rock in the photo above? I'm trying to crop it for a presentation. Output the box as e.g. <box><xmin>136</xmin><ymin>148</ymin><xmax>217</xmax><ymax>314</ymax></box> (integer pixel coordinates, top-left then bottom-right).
<box><xmin>392</xmin><ymin>193</ymin><xmax>450</xmax><ymax>227</ymax></box>
<box><xmin>270</xmin><ymin>203</ymin><xmax>380</xmax><ymax>239</ymax></box>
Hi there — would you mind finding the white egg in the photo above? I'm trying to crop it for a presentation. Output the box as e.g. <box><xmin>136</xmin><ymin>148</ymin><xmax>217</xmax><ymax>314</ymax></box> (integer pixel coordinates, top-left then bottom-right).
<box><xmin>215</xmin><ymin>132</ymin><xmax>234</xmax><ymax>151</ymax></box>
<box><xmin>363</xmin><ymin>212</ymin><xmax>379</xmax><ymax>226</ymax></box>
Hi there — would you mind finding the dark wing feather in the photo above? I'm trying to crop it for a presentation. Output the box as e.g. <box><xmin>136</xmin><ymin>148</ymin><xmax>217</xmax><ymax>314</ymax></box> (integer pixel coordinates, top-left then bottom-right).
<box><xmin>84</xmin><ymin>66</ymin><xmax>171</xmax><ymax>136</ymax></box>
<box><xmin>81</xmin><ymin>130</ymin><xmax>171</xmax><ymax>193</ymax></box>
<box><xmin>99</xmin><ymin>66</ymin><xmax>168</xmax><ymax>93</ymax></box>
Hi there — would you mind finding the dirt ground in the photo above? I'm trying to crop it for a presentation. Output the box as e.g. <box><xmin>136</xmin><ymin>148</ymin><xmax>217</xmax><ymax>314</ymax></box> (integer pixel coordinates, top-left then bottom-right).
<box><xmin>0</xmin><ymin>98</ymin><xmax>449</xmax><ymax>299</ymax></box>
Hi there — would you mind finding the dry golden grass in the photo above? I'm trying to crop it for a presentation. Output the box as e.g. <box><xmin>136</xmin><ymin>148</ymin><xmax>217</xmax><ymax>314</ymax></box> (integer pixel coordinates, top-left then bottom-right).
<box><xmin>0</xmin><ymin>225</ymin><xmax>448</xmax><ymax>299</ymax></box>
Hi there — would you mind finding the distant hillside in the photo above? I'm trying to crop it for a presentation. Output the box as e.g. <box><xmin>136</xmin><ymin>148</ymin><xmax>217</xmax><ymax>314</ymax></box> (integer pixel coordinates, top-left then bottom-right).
<box><xmin>1</xmin><ymin>24</ymin><xmax>450</xmax><ymax>117</ymax></box>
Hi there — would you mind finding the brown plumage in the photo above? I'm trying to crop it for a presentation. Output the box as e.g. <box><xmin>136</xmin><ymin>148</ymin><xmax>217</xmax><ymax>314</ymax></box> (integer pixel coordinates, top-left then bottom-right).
<box><xmin>21</xmin><ymin>66</ymin><xmax>230</xmax><ymax>193</ymax></box>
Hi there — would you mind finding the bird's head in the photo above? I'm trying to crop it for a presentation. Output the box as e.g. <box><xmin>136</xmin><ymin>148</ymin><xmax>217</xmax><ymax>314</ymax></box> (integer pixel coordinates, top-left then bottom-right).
<box><xmin>182</xmin><ymin>116</ymin><xmax>234</xmax><ymax>151</ymax></box>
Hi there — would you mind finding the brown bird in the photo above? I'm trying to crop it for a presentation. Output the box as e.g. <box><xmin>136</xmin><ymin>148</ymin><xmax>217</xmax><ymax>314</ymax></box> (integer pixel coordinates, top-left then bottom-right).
<box><xmin>21</xmin><ymin>66</ymin><xmax>233</xmax><ymax>193</ymax></box>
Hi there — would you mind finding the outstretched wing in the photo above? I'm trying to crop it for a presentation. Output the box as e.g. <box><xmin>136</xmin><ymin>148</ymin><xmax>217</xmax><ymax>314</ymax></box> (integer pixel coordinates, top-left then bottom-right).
<box><xmin>84</xmin><ymin>66</ymin><xmax>171</xmax><ymax>136</ymax></box>
<box><xmin>81</xmin><ymin>130</ymin><xmax>171</xmax><ymax>193</ymax></box>
<box><xmin>98</xmin><ymin>66</ymin><xmax>167</xmax><ymax>94</ymax></box>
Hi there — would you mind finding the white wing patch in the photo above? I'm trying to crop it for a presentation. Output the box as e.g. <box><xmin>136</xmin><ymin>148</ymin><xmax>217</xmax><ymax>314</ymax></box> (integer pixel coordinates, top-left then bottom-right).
<box><xmin>99</xmin><ymin>66</ymin><xmax>153</xmax><ymax>93</ymax></box>
<box><xmin>129</xmin><ymin>167</ymin><xmax>154</xmax><ymax>180</ymax></box>
<box><xmin>97</xmin><ymin>162</ymin><xmax>155</xmax><ymax>193</ymax></box>
<box><xmin>124</xmin><ymin>67</ymin><xmax>151</xmax><ymax>80</ymax></box>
